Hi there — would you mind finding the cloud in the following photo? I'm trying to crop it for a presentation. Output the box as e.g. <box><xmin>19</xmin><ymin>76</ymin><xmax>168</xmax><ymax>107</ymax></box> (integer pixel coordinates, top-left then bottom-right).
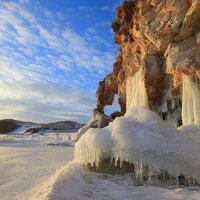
<box><xmin>0</xmin><ymin>78</ymin><xmax>96</xmax><ymax>123</ymax></box>
<box><xmin>0</xmin><ymin>0</ymin><xmax>118</xmax><ymax>123</ymax></box>
<box><xmin>0</xmin><ymin>98</ymin><xmax>93</xmax><ymax>123</ymax></box>
<box><xmin>0</xmin><ymin>0</ymin><xmax>116</xmax><ymax>73</ymax></box>
<box><xmin>86</xmin><ymin>27</ymin><xmax>96</xmax><ymax>33</ymax></box>
<box><xmin>100</xmin><ymin>6</ymin><xmax>112</xmax><ymax>11</ymax></box>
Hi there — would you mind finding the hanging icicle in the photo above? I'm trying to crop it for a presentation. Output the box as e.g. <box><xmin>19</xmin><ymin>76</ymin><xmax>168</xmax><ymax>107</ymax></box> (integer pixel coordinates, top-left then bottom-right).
<box><xmin>182</xmin><ymin>74</ymin><xmax>200</xmax><ymax>126</ymax></box>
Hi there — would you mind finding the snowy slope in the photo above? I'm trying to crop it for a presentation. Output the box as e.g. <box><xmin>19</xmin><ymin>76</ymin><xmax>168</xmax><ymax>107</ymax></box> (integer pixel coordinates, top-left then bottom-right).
<box><xmin>36</xmin><ymin>162</ymin><xmax>200</xmax><ymax>200</ymax></box>
<box><xmin>0</xmin><ymin>119</ymin><xmax>36</xmax><ymax>134</ymax></box>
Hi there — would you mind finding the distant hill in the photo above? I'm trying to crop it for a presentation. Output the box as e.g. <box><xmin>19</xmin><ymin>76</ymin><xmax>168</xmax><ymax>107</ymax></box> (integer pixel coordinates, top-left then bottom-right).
<box><xmin>0</xmin><ymin>119</ymin><xmax>84</xmax><ymax>134</ymax></box>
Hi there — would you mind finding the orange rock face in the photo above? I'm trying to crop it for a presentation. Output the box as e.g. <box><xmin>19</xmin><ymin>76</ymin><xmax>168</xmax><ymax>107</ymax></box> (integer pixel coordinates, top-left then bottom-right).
<box><xmin>96</xmin><ymin>0</ymin><xmax>200</xmax><ymax>118</ymax></box>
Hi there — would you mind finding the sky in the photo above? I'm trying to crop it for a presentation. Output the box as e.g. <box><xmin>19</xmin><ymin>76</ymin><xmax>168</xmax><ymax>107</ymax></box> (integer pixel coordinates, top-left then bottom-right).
<box><xmin>0</xmin><ymin>0</ymin><xmax>123</xmax><ymax>123</ymax></box>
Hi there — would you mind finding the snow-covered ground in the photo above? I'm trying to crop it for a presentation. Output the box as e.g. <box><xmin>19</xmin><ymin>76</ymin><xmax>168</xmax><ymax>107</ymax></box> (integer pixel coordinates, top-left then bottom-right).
<box><xmin>0</xmin><ymin>132</ymin><xmax>72</xmax><ymax>146</ymax></box>
<box><xmin>1</xmin><ymin>146</ymin><xmax>200</xmax><ymax>200</ymax></box>
<box><xmin>1</xmin><ymin>114</ymin><xmax>200</xmax><ymax>200</ymax></box>
<box><xmin>34</xmin><ymin>161</ymin><xmax>200</xmax><ymax>200</ymax></box>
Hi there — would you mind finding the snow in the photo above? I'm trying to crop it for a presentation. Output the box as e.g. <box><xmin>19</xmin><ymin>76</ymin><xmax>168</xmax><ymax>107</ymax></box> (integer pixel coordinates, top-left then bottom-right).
<box><xmin>75</xmin><ymin>107</ymin><xmax>200</xmax><ymax>182</ymax></box>
<box><xmin>36</xmin><ymin>162</ymin><xmax>200</xmax><ymax>200</ymax></box>
<box><xmin>10</xmin><ymin>124</ymin><xmax>39</xmax><ymax>134</ymax></box>
<box><xmin>71</xmin><ymin>125</ymin><xmax>90</xmax><ymax>142</ymax></box>
<box><xmin>126</xmin><ymin>69</ymin><xmax>148</xmax><ymax>111</ymax></box>
<box><xmin>182</xmin><ymin>74</ymin><xmax>200</xmax><ymax>126</ymax></box>
<box><xmin>0</xmin><ymin>132</ymin><xmax>72</xmax><ymax>146</ymax></box>
<box><xmin>178</xmin><ymin>124</ymin><xmax>200</xmax><ymax>143</ymax></box>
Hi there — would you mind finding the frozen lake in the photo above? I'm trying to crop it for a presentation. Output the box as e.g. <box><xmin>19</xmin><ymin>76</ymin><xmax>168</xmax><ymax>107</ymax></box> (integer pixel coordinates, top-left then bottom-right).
<box><xmin>0</xmin><ymin>144</ymin><xmax>73</xmax><ymax>200</ymax></box>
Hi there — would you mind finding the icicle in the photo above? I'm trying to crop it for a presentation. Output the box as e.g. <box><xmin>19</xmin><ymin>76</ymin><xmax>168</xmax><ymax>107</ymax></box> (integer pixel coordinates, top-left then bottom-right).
<box><xmin>160</xmin><ymin>101</ymin><xmax>168</xmax><ymax>113</ymax></box>
<box><xmin>126</xmin><ymin>68</ymin><xmax>148</xmax><ymax>111</ymax></box>
<box><xmin>182</xmin><ymin>74</ymin><xmax>200</xmax><ymax>126</ymax></box>
<box><xmin>172</xmin><ymin>99</ymin><xmax>175</xmax><ymax>110</ymax></box>
<box><xmin>165</xmin><ymin>110</ymin><xmax>180</xmax><ymax>128</ymax></box>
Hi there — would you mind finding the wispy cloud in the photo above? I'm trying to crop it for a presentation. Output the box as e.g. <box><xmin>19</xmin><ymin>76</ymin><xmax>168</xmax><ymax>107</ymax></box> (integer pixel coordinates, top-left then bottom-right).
<box><xmin>0</xmin><ymin>0</ymin><xmax>118</xmax><ymax>122</ymax></box>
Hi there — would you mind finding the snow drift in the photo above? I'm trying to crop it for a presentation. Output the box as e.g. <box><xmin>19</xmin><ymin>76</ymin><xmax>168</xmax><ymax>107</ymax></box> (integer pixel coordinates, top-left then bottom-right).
<box><xmin>75</xmin><ymin>107</ymin><xmax>200</xmax><ymax>182</ymax></box>
<box><xmin>34</xmin><ymin>161</ymin><xmax>200</xmax><ymax>200</ymax></box>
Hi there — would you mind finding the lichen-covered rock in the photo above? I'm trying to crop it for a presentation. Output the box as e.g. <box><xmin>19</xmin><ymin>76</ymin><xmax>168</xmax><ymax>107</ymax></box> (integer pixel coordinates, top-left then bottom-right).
<box><xmin>95</xmin><ymin>0</ymin><xmax>200</xmax><ymax>125</ymax></box>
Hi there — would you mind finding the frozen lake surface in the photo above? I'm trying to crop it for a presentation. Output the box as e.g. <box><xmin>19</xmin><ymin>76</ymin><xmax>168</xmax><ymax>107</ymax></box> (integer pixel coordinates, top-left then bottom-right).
<box><xmin>0</xmin><ymin>144</ymin><xmax>73</xmax><ymax>200</ymax></box>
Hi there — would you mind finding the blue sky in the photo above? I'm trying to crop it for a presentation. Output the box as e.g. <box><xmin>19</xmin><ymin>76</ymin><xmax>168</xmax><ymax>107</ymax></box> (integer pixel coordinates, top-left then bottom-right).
<box><xmin>0</xmin><ymin>0</ymin><xmax>122</xmax><ymax>123</ymax></box>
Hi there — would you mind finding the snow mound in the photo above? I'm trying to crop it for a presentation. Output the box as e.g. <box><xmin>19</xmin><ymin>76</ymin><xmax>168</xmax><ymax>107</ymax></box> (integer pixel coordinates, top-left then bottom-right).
<box><xmin>75</xmin><ymin>106</ymin><xmax>200</xmax><ymax>181</ymax></box>
<box><xmin>71</xmin><ymin>125</ymin><xmax>90</xmax><ymax>142</ymax></box>
<box><xmin>33</xmin><ymin>161</ymin><xmax>84</xmax><ymax>200</ymax></box>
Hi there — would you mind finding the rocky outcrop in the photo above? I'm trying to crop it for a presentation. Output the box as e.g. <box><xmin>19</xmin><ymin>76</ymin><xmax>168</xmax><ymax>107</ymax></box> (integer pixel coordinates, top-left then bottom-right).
<box><xmin>96</xmin><ymin>0</ymin><xmax>200</xmax><ymax>126</ymax></box>
<box><xmin>0</xmin><ymin>119</ymin><xmax>21</xmax><ymax>134</ymax></box>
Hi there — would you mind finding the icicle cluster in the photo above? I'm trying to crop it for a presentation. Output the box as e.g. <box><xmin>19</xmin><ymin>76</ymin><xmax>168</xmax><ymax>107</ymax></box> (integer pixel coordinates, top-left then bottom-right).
<box><xmin>75</xmin><ymin>107</ymin><xmax>200</xmax><ymax>182</ymax></box>
<box><xmin>74</xmin><ymin>72</ymin><xmax>200</xmax><ymax>184</ymax></box>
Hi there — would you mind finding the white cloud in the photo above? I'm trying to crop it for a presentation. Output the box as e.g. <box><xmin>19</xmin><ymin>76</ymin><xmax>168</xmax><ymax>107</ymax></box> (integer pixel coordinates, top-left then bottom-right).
<box><xmin>44</xmin><ymin>10</ymin><xmax>53</xmax><ymax>18</ymax></box>
<box><xmin>87</xmin><ymin>27</ymin><xmax>96</xmax><ymax>33</ymax></box>
<box><xmin>100</xmin><ymin>6</ymin><xmax>111</xmax><ymax>11</ymax></box>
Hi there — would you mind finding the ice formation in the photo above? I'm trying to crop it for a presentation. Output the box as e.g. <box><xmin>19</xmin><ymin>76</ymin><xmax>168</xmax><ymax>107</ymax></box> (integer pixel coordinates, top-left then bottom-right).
<box><xmin>126</xmin><ymin>69</ymin><xmax>148</xmax><ymax>111</ymax></box>
<box><xmin>75</xmin><ymin>107</ymin><xmax>200</xmax><ymax>182</ymax></box>
<box><xmin>155</xmin><ymin>99</ymin><xmax>182</xmax><ymax>128</ymax></box>
<box><xmin>74</xmin><ymin>71</ymin><xmax>200</xmax><ymax>183</ymax></box>
<box><xmin>182</xmin><ymin>74</ymin><xmax>200</xmax><ymax>126</ymax></box>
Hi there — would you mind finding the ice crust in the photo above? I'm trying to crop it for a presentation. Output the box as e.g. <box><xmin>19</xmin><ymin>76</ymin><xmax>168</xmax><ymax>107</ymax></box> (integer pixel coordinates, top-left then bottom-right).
<box><xmin>75</xmin><ymin>107</ymin><xmax>200</xmax><ymax>181</ymax></box>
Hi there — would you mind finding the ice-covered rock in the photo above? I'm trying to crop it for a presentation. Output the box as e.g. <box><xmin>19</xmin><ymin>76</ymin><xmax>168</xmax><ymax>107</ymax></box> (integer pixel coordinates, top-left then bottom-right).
<box><xmin>71</xmin><ymin>109</ymin><xmax>113</xmax><ymax>142</ymax></box>
<box><xmin>95</xmin><ymin>0</ymin><xmax>200</xmax><ymax>128</ymax></box>
<box><xmin>75</xmin><ymin>107</ymin><xmax>200</xmax><ymax>183</ymax></box>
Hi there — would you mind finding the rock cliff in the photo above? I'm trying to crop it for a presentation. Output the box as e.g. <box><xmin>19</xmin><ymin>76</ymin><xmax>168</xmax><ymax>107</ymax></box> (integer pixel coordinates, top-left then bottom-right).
<box><xmin>96</xmin><ymin>0</ymin><xmax>200</xmax><ymax>127</ymax></box>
